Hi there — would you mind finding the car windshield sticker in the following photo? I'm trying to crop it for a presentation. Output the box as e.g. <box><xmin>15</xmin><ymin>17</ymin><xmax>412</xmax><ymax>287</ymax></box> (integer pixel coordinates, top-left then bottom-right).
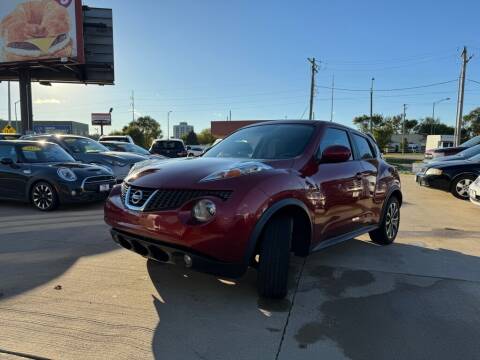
<box><xmin>22</xmin><ymin>146</ymin><xmax>42</xmax><ymax>152</ymax></box>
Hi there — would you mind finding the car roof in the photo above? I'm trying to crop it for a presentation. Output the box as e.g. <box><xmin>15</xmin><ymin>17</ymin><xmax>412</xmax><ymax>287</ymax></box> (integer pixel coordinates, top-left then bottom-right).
<box><xmin>99</xmin><ymin>141</ymin><xmax>130</xmax><ymax>144</ymax></box>
<box><xmin>0</xmin><ymin>139</ymin><xmax>57</xmax><ymax>146</ymax></box>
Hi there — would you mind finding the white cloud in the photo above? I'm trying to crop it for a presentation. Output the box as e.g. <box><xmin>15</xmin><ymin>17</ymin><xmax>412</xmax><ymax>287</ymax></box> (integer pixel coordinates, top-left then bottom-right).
<box><xmin>34</xmin><ymin>98</ymin><xmax>61</xmax><ymax>105</ymax></box>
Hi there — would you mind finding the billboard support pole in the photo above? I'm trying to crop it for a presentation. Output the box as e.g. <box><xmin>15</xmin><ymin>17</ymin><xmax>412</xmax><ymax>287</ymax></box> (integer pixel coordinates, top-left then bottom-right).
<box><xmin>19</xmin><ymin>70</ymin><xmax>33</xmax><ymax>134</ymax></box>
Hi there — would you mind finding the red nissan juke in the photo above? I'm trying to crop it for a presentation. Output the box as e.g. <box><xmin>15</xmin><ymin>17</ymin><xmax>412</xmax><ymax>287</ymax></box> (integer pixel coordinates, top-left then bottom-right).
<box><xmin>104</xmin><ymin>121</ymin><xmax>402</xmax><ymax>298</ymax></box>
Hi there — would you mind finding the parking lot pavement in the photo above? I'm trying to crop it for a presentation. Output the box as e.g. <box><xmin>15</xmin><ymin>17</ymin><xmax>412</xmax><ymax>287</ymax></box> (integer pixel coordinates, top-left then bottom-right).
<box><xmin>0</xmin><ymin>174</ymin><xmax>479</xmax><ymax>360</ymax></box>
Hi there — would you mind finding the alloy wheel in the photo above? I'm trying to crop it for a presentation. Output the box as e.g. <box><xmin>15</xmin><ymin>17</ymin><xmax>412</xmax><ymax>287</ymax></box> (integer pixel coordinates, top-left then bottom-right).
<box><xmin>385</xmin><ymin>201</ymin><xmax>399</xmax><ymax>240</ymax></box>
<box><xmin>455</xmin><ymin>179</ymin><xmax>473</xmax><ymax>198</ymax></box>
<box><xmin>32</xmin><ymin>183</ymin><xmax>54</xmax><ymax>210</ymax></box>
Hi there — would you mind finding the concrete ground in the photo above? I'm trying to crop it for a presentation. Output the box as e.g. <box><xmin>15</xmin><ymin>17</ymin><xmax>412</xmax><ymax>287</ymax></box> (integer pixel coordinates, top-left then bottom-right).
<box><xmin>0</xmin><ymin>175</ymin><xmax>479</xmax><ymax>360</ymax></box>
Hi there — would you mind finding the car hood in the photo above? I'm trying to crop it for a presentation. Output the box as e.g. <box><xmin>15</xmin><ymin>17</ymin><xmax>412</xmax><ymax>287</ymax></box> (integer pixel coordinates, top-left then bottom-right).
<box><xmin>429</xmin><ymin>154</ymin><xmax>466</xmax><ymax>163</ymax></box>
<box><xmin>432</xmin><ymin>146</ymin><xmax>465</xmax><ymax>154</ymax></box>
<box><xmin>29</xmin><ymin>162</ymin><xmax>113</xmax><ymax>177</ymax></box>
<box><xmin>125</xmin><ymin>157</ymin><xmax>283</xmax><ymax>188</ymax></box>
<box><xmin>428</xmin><ymin>159</ymin><xmax>475</xmax><ymax>169</ymax></box>
<box><xmin>76</xmin><ymin>151</ymin><xmax>147</xmax><ymax>164</ymax></box>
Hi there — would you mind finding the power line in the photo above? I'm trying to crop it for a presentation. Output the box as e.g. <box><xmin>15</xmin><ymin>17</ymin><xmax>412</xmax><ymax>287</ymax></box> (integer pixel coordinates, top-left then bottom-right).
<box><xmin>316</xmin><ymin>79</ymin><xmax>458</xmax><ymax>92</ymax></box>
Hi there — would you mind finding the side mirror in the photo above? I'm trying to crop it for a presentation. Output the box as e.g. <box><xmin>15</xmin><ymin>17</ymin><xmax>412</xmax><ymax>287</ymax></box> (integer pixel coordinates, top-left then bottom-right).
<box><xmin>1</xmin><ymin>158</ymin><xmax>14</xmax><ymax>166</ymax></box>
<box><xmin>321</xmin><ymin>145</ymin><xmax>351</xmax><ymax>163</ymax></box>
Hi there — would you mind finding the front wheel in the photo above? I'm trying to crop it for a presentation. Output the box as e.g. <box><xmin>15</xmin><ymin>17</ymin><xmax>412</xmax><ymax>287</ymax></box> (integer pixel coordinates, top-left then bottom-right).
<box><xmin>257</xmin><ymin>215</ymin><xmax>293</xmax><ymax>299</ymax></box>
<box><xmin>451</xmin><ymin>176</ymin><xmax>475</xmax><ymax>200</ymax></box>
<box><xmin>369</xmin><ymin>197</ymin><xmax>400</xmax><ymax>245</ymax></box>
<box><xmin>31</xmin><ymin>181</ymin><xmax>58</xmax><ymax>211</ymax></box>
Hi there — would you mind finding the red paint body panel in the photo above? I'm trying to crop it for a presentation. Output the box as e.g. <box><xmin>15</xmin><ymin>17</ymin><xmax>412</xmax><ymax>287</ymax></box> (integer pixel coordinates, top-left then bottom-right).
<box><xmin>104</xmin><ymin>120</ymin><xmax>401</xmax><ymax>267</ymax></box>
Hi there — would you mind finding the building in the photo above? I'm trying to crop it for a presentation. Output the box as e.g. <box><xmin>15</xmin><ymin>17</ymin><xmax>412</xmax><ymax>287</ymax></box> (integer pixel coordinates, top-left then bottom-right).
<box><xmin>0</xmin><ymin>120</ymin><xmax>89</xmax><ymax>136</ymax></box>
<box><xmin>173</xmin><ymin>122</ymin><xmax>194</xmax><ymax>139</ymax></box>
<box><xmin>211</xmin><ymin>120</ymin><xmax>266</xmax><ymax>138</ymax></box>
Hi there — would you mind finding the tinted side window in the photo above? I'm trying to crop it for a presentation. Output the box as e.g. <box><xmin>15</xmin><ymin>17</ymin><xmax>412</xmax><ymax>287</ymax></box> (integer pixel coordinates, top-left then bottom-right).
<box><xmin>319</xmin><ymin>128</ymin><xmax>353</xmax><ymax>160</ymax></box>
<box><xmin>353</xmin><ymin>134</ymin><xmax>375</xmax><ymax>160</ymax></box>
<box><xmin>0</xmin><ymin>145</ymin><xmax>18</xmax><ymax>162</ymax></box>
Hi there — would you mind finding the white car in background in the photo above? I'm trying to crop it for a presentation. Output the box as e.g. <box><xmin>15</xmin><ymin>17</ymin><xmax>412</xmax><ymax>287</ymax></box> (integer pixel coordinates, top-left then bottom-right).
<box><xmin>469</xmin><ymin>176</ymin><xmax>480</xmax><ymax>206</ymax></box>
<box><xmin>186</xmin><ymin>145</ymin><xmax>206</xmax><ymax>157</ymax></box>
<box><xmin>99</xmin><ymin>135</ymin><xmax>135</xmax><ymax>144</ymax></box>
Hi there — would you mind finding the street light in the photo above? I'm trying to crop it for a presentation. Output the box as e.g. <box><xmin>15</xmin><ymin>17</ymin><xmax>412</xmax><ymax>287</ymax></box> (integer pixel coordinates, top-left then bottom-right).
<box><xmin>432</xmin><ymin>98</ymin><xmax>450</xmax><ymax>134</ymax></box>
<box><xmin>167</xmin><ymin>111</ymin><xmax>172</xmax><ymax>139</ymax></box>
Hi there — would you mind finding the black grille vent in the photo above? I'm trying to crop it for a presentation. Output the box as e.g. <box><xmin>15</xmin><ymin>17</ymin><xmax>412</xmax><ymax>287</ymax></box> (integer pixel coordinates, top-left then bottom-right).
<box><xmin>121</xmin><ymin>182</ymin><xmax>130</xmax><ymax>203</ymax></box>
<box><xmin>145</xmin><ymin>189</ymin><xmax>232</xmax><ymax>211</ymax></box>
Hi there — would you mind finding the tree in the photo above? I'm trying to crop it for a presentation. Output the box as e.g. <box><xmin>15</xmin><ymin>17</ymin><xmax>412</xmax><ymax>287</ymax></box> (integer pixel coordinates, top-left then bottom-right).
<box><xmin>352</xmin><ymin>114</ymin><xmax>384</xmax><ymax>133</ymax></box>
<box><xmin>197</xmin><ymin>128</ymin><xmax>217</xmax><ymax>145</ymax></box>
<box><xmin>463</xmin><ymin>108</ymin><xmax>480</xmax><ymax>137</ymax></box>
<box><xmin>112</xmin><ymin>116</ymin><xmax>162</xmax><ymax>148</ymax></box>
<box><xmin>185</xmin><ymin>131</ymin><xmax>199</xmax><ymax>145</ymax></box>
<box><xmin>372</xmin><ymin>124</ymin><xmax>395</xmax><ymax>151</ymax></box>
<box><xmin>414</xmin><ymin>117</ymin><xmax>454</xmax><ymax>135</ymax></box>
<box><xmin>403</xmin><ymin>119</ymin><xmax>418</xmax><ymax>134</ymax></box>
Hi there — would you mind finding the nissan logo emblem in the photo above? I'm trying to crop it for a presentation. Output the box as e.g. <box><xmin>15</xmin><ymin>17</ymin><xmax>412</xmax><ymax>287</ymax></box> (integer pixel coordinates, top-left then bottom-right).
<box><xmin>131</xmin><ymin>190</ymin><xmax>144</xmax><ymax>205</ymax></box>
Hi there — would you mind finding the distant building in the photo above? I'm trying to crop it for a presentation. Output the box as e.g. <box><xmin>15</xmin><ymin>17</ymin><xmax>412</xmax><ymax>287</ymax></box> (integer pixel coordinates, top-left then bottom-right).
<box><xmin>211</xmin><ymin>120</ymin><xmax>267</xmax><ymax>138</ymax></box>
<box><xmin>173</xmin><ymin>122</ymin><xmax>194</xmax><ymax>139</ymax></box>
<box><xmin>0</xmin><ymin>120</ymin><xmax>89</xmax><ymax>136</ymax></box>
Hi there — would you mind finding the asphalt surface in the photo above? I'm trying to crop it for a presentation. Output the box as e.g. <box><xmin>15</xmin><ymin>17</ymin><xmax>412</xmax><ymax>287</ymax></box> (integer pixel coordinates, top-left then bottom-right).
<box><xmin>0</xmin><ymin>175</ymin><xmax>479</xmax><ymax>360</ymax></box>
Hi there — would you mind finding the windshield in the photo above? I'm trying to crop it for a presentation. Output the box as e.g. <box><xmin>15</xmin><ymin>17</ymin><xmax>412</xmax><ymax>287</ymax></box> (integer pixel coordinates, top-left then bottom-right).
<box><xmin>460</xmin><ymin>136</ymin><xmax>480</xmax><ymax>148</ymax></box>
<box><xmin>118</xmin><ymin>143</ymin><xmax>150</xmax><ymax>155</ymax></box>
<box><xmin>204</xmin><ymin>124</ymin><xmax>315</xmax><ymax>159</ymax></box>
<box><xmin>18</xmin><ymin>143</ymin><xmax>76</xmax><ymax>163</ymax></box>
<box><xmin>62</xmin><ymin>137</ymin><xmax>108</xmax><ymax>154</ymax></box>
<box><xmin>457</xmin><ymin>144</ymin><xmax>480</xmax><ymax>158</ymax></box>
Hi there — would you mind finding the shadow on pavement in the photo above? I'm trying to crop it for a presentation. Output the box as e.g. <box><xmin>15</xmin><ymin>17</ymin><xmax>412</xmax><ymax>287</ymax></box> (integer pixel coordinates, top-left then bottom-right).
<box><xmin>0</xmin><ymin>203</ymin><xmax>116</xmax><ymax>301</ymax></box>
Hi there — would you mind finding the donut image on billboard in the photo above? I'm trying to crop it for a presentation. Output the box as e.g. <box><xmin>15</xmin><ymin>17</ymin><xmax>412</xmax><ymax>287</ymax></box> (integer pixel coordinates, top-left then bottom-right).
<box><xmin>0</xmin><ymin>0</ymin><xmax>83</xmax><ymax>64</ymax></box>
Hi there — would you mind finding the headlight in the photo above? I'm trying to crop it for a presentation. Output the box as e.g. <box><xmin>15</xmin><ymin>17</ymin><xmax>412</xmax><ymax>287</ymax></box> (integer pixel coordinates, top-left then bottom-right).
<box><xmin>425</xmin><ymin>168</ymin><xmax>443</xmax><ymax>176</ymax></box>
<box><xmin>200</xmin><ymin>161</ymin><xmax>272</xmax><ymax>182</ymax></box>
<box><xmin>57</xmin><ymin>167</ymin><xmax>77</xmax><ymax>182</ymax></box>
<box><xmin>192</xmin><ymin>199</ymin><xmax>216</xmax><ymax>222</ymax></box>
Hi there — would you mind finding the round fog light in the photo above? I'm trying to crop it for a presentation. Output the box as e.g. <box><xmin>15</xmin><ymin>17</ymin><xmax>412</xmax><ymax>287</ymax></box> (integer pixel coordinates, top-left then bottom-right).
<box><xmin>184</xmin><ymin>254</ymin><xmax>193</xmax><ymax>268</ymax></box>
<box><xmin>192</xmin><ymin>199</ymin><xmax>216</xmax><ymax>222</ymax></box>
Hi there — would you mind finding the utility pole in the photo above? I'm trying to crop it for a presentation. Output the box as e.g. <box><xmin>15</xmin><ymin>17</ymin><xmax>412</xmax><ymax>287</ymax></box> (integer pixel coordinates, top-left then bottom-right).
<box><xmin>7</xmin><ymin>81</ymin><xmax>11</xmax><ymax>126</ymax></box>
<box><xmin>454</xmin><ymin>47</ymin><xmax>472</xmax><ymax>146</ymax></box>
<box><xmin>330</xmin><ymin>75</ymin><xmax>334</xmax><ymax>122</ymax></box>
<box><xmin>370</xmin><ymin>77</ymin><xmax>375</xmax><ymax>133</ymax></box>
<box><xmin>307</xmin><ymin>58</ymin><xmax>319</xmax><ymax>120</ymax></box>
<box><xmin>229</xmin><ymin>110</ymin><xmax>232</xmax><ymax>121</ymax></box>
<box><xmin>167</xmin><ymin>111</ymin><xmax>172</xmax><ymax>139</ymax></box>
<box><xmin>131</xmin><ymin>90</ymin><xmax>135</xmax><ymax>122</ymax></box>
<box><xmin>402</xmin><ymin>104</ymin><xmax>407</xmax><ymax>155</ymax></box>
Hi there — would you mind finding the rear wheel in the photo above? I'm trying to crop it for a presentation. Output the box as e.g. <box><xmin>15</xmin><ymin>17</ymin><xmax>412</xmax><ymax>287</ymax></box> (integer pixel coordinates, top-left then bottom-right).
<box><xmin>369</xmin><ymin>197</ymin><xmax>400</xmax><ymax>245</ymax></box>
<box><xmin>451</xmin><ymin>176</ymin><xmax>475</xmax><ymax>200</ymax></box>
<box><xmin>31</xmin><ymin>182</ymin><xmax>58</xmax><ymax>211</ymax></box>
<box><xmin>257</xmin><ymin>215</ymin><xmax>292</xmax><ymax>299</ymax></box>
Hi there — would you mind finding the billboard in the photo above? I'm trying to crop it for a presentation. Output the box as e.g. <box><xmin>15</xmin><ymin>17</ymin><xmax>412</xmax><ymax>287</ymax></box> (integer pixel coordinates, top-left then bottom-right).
<box><xmin>0</xmin><ymin>0</ymin><xmax>84</xmax><ymax>64</ymax></box>
<box><xmin>91</xmin><ymin>113</ymin><xmax>111</xmax><ymax>126</ymax></box>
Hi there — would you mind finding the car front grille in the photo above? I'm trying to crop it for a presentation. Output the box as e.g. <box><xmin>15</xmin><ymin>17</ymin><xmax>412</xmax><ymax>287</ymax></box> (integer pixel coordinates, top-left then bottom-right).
<box><xmin>121</xmin><ymin>183</ymin><xmax>232</xmax><ymax>211</ymax></box>
<box><xmin>83</xmin><ymin>176</ymin><xmax>116</xmax><ymax>191</ymax></box>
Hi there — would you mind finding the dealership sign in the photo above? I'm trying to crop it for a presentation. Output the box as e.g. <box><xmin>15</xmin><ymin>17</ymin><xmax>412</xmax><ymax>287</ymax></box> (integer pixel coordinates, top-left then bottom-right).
<box><xmin>91</xmin><ymin>113</ymin><xmax>111</xmax><ymax>126</ymax></box>
<box><xmin>0</xmin><ymin>0</ymin><xmax>84</xmax><ymax>64</ymax></box>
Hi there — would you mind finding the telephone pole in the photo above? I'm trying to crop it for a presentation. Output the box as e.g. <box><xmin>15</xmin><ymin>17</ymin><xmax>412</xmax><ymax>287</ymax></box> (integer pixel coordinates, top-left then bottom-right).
<box><xmin>131</xmin><ymin>90</ymin><xmax>135</xmax><ymax>122</ymax></box>
<box><xmin>402</xmin><ymin>104</ymin><xmax>408</xmax><ymax>155</ymax></box>
<box><xmin>330</xmin><ymin>75</ymin><xmax>334</xmax><ymax>122</ymax></box>
<box><xmin>308</xmin><ymin>58</ymin><xmax>319</xmax><ymax>120</ymax></box>
<box><xmin>370</xmin><ymin>77</ymin><xmax>375</xmax><ymax>133</ymax></box>
<box><xmin>454</xmin><ymin>47</ymin><xmax>472</xmax><ymax>146</ymax></box>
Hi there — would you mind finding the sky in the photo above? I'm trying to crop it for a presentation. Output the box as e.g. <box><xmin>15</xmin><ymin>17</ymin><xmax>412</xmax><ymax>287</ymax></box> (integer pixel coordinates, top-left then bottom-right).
<box><xmin>1</xmin><ymin>0</ymin><xmax>480</xmax><ymax>136</ymax></box>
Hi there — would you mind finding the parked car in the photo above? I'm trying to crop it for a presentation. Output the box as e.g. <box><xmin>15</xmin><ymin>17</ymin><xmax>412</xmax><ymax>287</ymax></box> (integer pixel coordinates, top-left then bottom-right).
<box><xmin>100</xmin><ymin>141</ymin><xmax>166</xmax><ymax>159</ymax></box>
<box><xmin>22</xmin><ymin>135</ymin><xmax>147</xmax><ymax>182</ymax></box>
<box><xmin>416</xmin><ymin>153</ymin><xmax>480</xmax><ymax>199</ymax></box>
<box><xmin>0</xmin><ymin>133</ymin><xmax>22</xmax><ymax>140</ymax></box>
<box><xmin>186</xmin><ymin>145</ymin><xmax>206</xmax><ymax>157</ymax></box>
<box><xmin>469</xmin><ymin>176</ymin><xmax>480</xmax><ymax>206</ymax></box>
<box><xmin>98</xmin><ymin>135</ymin><xmax>134</xmax><ymax>144</ymax></box>
<box><xmin>105</xmin><ymin>120</ymin><xmax>402</xmax><ymax>299</ymax></box>
<box><xmin>0</xmin><ymin>140</ymin><xmax>116</xmax><ymax>211</ymax></box>
<box><xmin>150</xmin><ymin>139</ymin><xmax>188</xmax><ymax>158</ymax></box>
<box><xmin>426</xmin><ymin>144</ymin><xmax>480</xmax><ymax>164</ymax></box>
<box><xmin>425</xmin><ymin>135</ymin><xmax>480</xmax><ymax>160</ymax></box>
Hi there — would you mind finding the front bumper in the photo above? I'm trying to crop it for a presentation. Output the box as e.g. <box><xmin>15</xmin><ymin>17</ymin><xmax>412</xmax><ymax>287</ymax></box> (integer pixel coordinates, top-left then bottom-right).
<box><xmin>57</xmin><ymin>176</ymin><xmax>116</xmax><ymax>203</ymax></box>
<box><xmin>415</xmin><ymin>173</ymin><xmax>450</xmax><ymax>191</ymax></box>
<box><xmin>111</xmin><ymin>229</ymin><xmax>246</xmax><ymax>278</ymax></box>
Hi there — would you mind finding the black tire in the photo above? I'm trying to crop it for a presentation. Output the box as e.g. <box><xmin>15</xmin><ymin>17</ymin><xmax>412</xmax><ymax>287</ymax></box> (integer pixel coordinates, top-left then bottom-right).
<box><xmin>450</xmin><ymin>175</ymin><xmax>476</xmax><ymax>200</ymax></box>
<box><xmin>31</xmin><ymin>181</ymin><xmax>59</xmax><ymax>211</ymax></box>
<box><xmin>257</xmin><ymin>215</ymin><xmax>293</xmax><ymax>299</ymax></box>
<box><xmin>369</xmin><ymin>196</ymin><xmax>400</xmax><ymax>245</ymax></box>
